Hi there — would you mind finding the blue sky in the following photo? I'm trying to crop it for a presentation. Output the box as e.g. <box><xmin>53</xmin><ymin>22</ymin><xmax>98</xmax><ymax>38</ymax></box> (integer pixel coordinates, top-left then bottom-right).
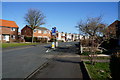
<box><xmin>2</xmin><ymin>2</ymin><xmax>118</xmax><ymax>33</ymax></box>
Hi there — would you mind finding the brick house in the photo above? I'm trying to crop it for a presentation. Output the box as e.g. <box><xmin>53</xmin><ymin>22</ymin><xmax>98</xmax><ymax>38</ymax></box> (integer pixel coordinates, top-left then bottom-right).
<box><xmin>21</xmin><ymin>25</ymin><xmax>51</xmax><ymax>42</ymax></box>
<box><xmin>107</xmin><ymin>20</ymin><xmax>120</xmax><ymax>46</ymax></box>
<box><xmin>0</xmin><ymin>19</ymin><xmax>19</xmax><ymax>42</ymax></box>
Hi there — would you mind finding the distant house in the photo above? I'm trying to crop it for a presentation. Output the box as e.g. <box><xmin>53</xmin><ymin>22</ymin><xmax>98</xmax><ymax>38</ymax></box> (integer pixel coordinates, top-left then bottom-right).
<box><xmin>61</xmin><ymin>32</ymin><xmax>66</xmax><ymax>42</ymax></box>
<box><xmin>107</xmin><ymin>20</ymin><xmax>120</xmax><ymax>46</ymax></box>
<box><xmin>0</xmin><ymin>19</ymin><xmax>19</xmax><ymax>42</ymax></box>
<box><xmin>21</xmin><ymin>25</ymin><xmax>51</xmax><ymax>42</ymax></box>
<box><xmin>56</xmin><ymin>32</ymin><xmax>66</xmax><ymax>42</ymax></box>
<box><xmin>74</xmin><ymin>34</ymin><xmax>79</xmax><ymax>41</ymax></box>
<box><xmin>56</xmin><ymin>31</ymin><xmax>62</xmax><ymax>41</ymax></box>
<box><xmin>65</xmin><ymin>33</ymin><xmax>72</xmax><ymax>42</ymax></box>
<box><xmin>71</xmin><ymin>34</ymin><xmax>76</xmax><ymax>41</ymax></box>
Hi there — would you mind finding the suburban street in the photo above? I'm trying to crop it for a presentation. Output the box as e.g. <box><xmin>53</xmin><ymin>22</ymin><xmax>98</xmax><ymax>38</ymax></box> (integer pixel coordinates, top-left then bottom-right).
<box><xmin>2</xmin><ymin>42</ymin><xmax>83</xmax><ymax>79</ymax></box>
<box><xmin>1</xmin><ymin>2</ymin><xmax>119</xmax><ymax>80</ymax></box>
<box><xmin>3</xmin><ymin>43</ymin><xmax>53</xmax><ymax>78</ymax></box>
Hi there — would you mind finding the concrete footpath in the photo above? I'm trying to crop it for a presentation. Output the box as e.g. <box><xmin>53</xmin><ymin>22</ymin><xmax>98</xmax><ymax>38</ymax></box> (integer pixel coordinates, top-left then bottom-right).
<box><xmin>31</xmin><ymin>53</ymin><xmax>83</xmax><ymax>78</ymax></box>
<box><xmin>31</xmin><ymin>42</ymin><xmax>83</xmax><ymax>79</ymax></box>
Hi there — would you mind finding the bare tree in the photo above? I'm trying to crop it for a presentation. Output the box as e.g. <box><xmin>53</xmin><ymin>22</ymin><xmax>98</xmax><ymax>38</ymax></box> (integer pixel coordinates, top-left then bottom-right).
<box><xmin>77</xmin><ymin>16</ymin><xmax>107</xmax><ymax>64</ymax></box>
<box><xmin>24</xmin><ymin>9</ymin><xmax>45</xmax><ymax>43</ymax></box>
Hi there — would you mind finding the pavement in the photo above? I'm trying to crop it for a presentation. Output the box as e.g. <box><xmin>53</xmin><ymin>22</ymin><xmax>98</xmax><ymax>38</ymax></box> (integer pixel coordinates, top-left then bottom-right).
<box><xmin>81</xmin><ymin>59</ymin><xmax>110</xmax><ymax>62</ymax></box>
<box><xmin>31</xmin><ymin>42</ymin><xmax>83</xmax><ymax>79</ymax></box>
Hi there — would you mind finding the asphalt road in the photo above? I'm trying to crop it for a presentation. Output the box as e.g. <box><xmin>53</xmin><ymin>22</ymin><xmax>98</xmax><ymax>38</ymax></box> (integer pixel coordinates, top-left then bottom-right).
<box><xmin>2</xmin><ymin>43</ymin><xmax>53</xmax><ymax>78</ymax></box>
<box><xmin>2</xmin><ymin>42</ymin><xmax>83</xmax><ymax>79</ymax></box>
<box><xmin>31</xmin><ymin>42</ymin><xmax>83</xmax><ymax>79</ymax></box>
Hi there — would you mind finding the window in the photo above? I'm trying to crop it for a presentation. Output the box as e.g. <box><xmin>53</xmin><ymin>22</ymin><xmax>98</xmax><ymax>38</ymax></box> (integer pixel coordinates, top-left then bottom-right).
<box><xmin>11</xmin><ymin>28</ymin><xmax>16</xmax><ymax>31</ymax></box>
<box><xmin>38</xmin><ymin>30</ymin><xmax>41</xmax><ymax>33</ymax></box>
<box><xmin>11</xmin><ymin>35</ymin><xmax>15</xmax><ymax>39</ymax></box>
<box><xmin>62</xmin><ymin>33</ymin><xmax>65</xmax><ymax>36</ymax></box>
<box><xmin>0</xmin><ymin>35</ymin><xmax>1</xmax><ymax>40</ymax></box>
<box><xmin>43</xmin><ymin>30</ymin><xmax>47</xmax><ymax>34</ymax></box>
<box><xmin>34</xmin><ymin>30</ymin><xmax>37</xmax><ymax>33</ymax></box>
<box><xmin>3</xmin><ymin>35</ymin><xmax>6</xmax><ymax>40</ymax></box>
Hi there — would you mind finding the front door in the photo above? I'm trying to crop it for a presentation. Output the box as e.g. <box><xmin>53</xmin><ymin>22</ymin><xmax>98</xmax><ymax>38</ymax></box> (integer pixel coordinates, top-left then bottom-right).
<box><xmin>5</xmin><ymin>35</ymin><xmax>9</xmax><ymax>41</ymax></box>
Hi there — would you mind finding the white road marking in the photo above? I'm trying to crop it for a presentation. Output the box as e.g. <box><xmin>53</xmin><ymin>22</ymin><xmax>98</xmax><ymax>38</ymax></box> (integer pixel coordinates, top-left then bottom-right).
<box><xmin>46</xmin><ymin>49</ymin><xmax>51</xmax><ymax>53</ymax></box>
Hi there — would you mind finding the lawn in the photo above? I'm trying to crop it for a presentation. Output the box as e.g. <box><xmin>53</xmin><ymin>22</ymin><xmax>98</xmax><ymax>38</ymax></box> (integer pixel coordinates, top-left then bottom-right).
<box><xmin>85</xmin><ymin>61</ymin><xmax>111</xmax><ymax>80</ymax></box>
<box><xmin>1</xmin><ymin>43</ymin><xmax>40</xmax><ymax>48</ymax></box>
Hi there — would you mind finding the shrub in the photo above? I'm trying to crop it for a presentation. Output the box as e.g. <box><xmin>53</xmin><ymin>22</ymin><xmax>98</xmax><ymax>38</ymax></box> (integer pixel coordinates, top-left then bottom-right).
<box><xmin>82</xmin><ymin>52</ymin><xmax>91</xmax><ymax>55</ymax></box>
<box><xmin>24</xmin><ymin>37</ymin><xmax>32</xmax><ymax>42</ymax></box>
<box><xmin>110</xmin><ymin>51</ymin><xmax>120</xmax><ymax>80</ymax></box>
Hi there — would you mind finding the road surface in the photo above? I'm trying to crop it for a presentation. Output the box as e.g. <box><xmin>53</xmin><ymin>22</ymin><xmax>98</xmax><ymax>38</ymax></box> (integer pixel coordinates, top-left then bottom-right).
<box><xmin>2</xmin><ymin>43</ymin><xmax>53</xmax><ymax>78</ymax></box>
<box><xmin>3</xmin><ymin>42</ymin><xmax>83</xmax><ymax>79</ymax></box>
<box><xmin>31</xmin><ymin>42</ymin><xmax>83</xmax><ymax>79</ymax></box>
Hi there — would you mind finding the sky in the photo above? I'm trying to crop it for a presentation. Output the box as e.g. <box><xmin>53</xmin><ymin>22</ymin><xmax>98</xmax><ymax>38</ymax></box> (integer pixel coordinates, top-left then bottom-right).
<box><xmin>2</xmin><ymin>2</ymin><xmax>118</xmax><ymax>33</ymax></box>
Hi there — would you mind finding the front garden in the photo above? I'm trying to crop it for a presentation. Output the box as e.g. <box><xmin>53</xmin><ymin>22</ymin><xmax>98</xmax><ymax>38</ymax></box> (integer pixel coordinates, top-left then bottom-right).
<box><xmin>84</xmin><ymin>61</ymin><xmax>111</xmax><ymax>80</ymax></box>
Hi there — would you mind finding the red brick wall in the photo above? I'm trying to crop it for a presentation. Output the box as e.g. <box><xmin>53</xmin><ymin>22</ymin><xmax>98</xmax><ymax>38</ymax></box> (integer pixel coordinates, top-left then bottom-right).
<box><xmin>21</xmin><ymin>25</ymin><xmax>51</xmax><ymax>39</ymax></box>
<box><xmin>21</xmin><ymin>26</ymin><xmax>32</xmax><ymax>37</ymax></box>
<box><xmin>107</xmin><ymin>20</ymin><xmax>120</xmax><ymax>38</ymax></box>
<box><xmin>1</xmin><ymin>27</ymin><xmax>18</xmax><ymax>42</ymax></box>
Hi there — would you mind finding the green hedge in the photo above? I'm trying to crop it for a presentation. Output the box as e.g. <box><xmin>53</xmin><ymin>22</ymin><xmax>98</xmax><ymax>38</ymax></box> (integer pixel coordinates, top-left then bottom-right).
<box><xmin>110</xmin><ymin>53</ymin><xmax>120</xmax><ymax>80</ymax></box>
<box><xmin>24</xmin><ymin>37</ymin><xmax>47</xmax><ymax>43</ymax></box>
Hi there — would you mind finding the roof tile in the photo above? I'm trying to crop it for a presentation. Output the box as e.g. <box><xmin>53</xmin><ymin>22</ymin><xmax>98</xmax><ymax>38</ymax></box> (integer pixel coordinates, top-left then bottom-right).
<box><xmin>0</xmin><ymin>19</ymin><xmax>18</xmax><ymax>28</ymax></box>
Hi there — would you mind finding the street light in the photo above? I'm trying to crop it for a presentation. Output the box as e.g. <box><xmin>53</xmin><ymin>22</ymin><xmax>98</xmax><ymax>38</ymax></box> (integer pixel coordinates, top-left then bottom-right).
<box><xmin>75</xmin><ymin>25</ymin><xmax>82</xmax><ymax>53</ymax></box>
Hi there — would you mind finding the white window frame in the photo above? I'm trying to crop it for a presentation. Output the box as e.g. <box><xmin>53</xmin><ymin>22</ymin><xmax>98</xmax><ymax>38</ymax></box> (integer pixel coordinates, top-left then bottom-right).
<box><xmin>11</xmin><ymin>28</ymin><xmax>16</xmax><ymax>31</ymax></box>
<box><xmin>0</xmin><ymin>35</ymin><xmax>1</xmax><ymax>40</ymax></box>
<box><xmin>3</xmin><ymin>35</ymin><xmax>6</xmax><ymax>40</ymax></box>
<box><xmin>43</xmin><ymin>30</ymin><xmax>47</xmax><ymax>34</ymax></box>
<box><xmin>38</xmin><ymin>30</ymin><xmax>41</xmax><ymax>33</ymax></box>
<box><xmin>11</xmin><ymin>35</ymin><xmax>15</xmax><ymax>39</ymax></box>
<box><xmin>34</xmin><ymin>30</ymin><xmax>37</xmax><ymax>33</ymax></box>
<box><xmin>49</xmin><ymin>31</ymin><xmax>51</xmax><ymax>34</ymax></box>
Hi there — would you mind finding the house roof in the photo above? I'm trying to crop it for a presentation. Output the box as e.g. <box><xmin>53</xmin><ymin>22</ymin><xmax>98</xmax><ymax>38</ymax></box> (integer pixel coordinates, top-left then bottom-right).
<box><xmin>24</xmin><ymin>25</ymin><xmax>49</xmax><ymax>31</ymax></box>
<box><xmin>36</xmin><ymin>27</ymin><xmax>48</xmax><ymax>30</ymax></box>
<box><xmin>0</xmin><ymin>19</ymin><xmax>18</xmax><ymax>28</ymax></box>
<box><xmin>108</xmin><ymin>20</ymin><xmax>120</xmax><ymax>28</ymax></box>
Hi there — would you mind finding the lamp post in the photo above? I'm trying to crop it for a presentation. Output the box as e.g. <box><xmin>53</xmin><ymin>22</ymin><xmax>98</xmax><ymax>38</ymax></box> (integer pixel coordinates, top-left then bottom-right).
<box><xmin>76</xmin><ymin>25</ymin><xmax>82</xmax><ymax>53</ymax></box>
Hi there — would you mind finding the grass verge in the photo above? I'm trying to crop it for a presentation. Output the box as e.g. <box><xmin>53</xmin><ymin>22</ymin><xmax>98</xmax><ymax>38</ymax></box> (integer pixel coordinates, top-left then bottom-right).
<box><xmin>1</xmin><ymin>43</ymin><xmax>40</xmax><ymax>48</ymax></box>
<box><xmin>84</xmin><ymin>61</ymin><xmax>111</xmax><ymax>80</ymax></box>
<box><xmin>81</xmin><ymin>56</ymin><xmax>110</xmax><ymax>60</ymax></box>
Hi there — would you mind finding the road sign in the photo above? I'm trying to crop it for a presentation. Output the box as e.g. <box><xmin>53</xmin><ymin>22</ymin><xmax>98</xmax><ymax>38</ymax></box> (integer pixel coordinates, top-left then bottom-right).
<box><xmin>52</xmin><ymin>27</ymin><xmax>56</xmax><ymax>36</ymax></box>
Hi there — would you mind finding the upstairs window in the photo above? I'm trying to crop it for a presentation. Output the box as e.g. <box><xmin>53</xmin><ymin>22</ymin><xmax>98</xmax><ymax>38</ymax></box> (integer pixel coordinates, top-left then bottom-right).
<box><xmin>11</xmin><ymin>28</ymin><xmax>16</xmax><ymax>31</ymax></box>
<box><xmin>43</xmin><ymin>30</ymin><xmax>47</xmax><ymax>34</ymax></box>
<box><xmin>34</xmin><ymin>30</ymin><xmax>37</xmax><ymax>33</ymax></box>
<box><xmin>38</xmin><ymin>30</ymin><xmax>41</xmax><ymax>33</ymax></box>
